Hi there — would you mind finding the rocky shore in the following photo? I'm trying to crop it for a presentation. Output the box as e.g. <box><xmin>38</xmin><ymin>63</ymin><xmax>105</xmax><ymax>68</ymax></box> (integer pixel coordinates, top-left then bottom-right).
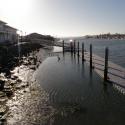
<box><xmin>0</xmin><ymin>43</ymin><xmax>53</xmax><ymax>124</ymax></box>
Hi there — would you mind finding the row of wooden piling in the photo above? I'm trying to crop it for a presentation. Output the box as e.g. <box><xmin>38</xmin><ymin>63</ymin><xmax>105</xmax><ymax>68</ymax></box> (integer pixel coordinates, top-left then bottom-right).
<box><xmin>62</xmin><ymin>41</ymin><xmax>109</xmax><ymax>81</ymax></box>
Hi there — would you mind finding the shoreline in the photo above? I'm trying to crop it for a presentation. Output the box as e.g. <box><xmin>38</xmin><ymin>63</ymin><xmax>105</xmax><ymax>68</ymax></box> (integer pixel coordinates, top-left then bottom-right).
<box><xmin>0</xmin><ymin>43</ymin><xmax>53</xmax><ymax>124</ymax></box>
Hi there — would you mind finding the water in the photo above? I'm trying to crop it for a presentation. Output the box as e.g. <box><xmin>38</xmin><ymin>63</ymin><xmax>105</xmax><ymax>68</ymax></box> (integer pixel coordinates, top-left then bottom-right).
<box><xmin>35</xmin><ymin>53</ymin><xmax>125</xmax><ymax>125</ymax></box>
<box><xmin>63</xmin><ymin>39</ymin><xmax>125</xmax><ymax>67</ymax></box>
<box><xmin>79</xmin><ymin>39</ymin><xmax>125</xmax><ymax>67</ymax></box>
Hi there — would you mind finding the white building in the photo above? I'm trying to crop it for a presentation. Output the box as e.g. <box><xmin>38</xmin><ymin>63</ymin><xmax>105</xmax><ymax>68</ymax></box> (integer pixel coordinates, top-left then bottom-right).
<box><xmin>0</xmin><ymin>20</ymin><xmax>17</xmax><ymax>43</ymax></box>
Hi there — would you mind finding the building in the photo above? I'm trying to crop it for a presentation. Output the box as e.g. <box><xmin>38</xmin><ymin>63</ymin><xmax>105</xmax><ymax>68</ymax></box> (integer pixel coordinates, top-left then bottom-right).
<box><xmin>0</xmin><ymin>20</ymin><xmax>17</xmax><ymax>43</ymax></box>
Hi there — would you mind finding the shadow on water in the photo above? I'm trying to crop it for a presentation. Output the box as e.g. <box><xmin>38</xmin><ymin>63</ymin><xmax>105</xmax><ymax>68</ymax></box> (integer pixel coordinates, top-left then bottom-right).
<box><xmin>35</xmin><ymin>53</ymin><xmax>125</xmax><ymax>125</ymax></box>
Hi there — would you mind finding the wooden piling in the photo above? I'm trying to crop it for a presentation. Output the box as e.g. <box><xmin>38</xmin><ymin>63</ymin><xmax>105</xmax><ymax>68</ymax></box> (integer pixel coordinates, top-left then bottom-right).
<box><xmin>63</xmin><ymin>40</ymin><xmax>64</xmax><ymax>53</ymax></box>
<box><xmin>104</xmin><ymin>47</ymin><xmax>109</xmax><ymax>81</ymax></box>
<box><xmin>77</xmin><ymin>42</ymin><xmax>79</xmax><ymax>56</ymax></box>
<box><xmin>72</xmin><ymin>42</ymin><xmax>74</xmax><ymax>53</ymax></box>
<box><xmin>82</xmin><ymin>43</ymin><xmax>84</xmax><ymax>61</ymax></box>
<box><xmin>90</xmin><ymin>44</ymin><xmax>92</xmax><ymax>69</ymax></box>
<box><xmin>74</xmin><ymin>41</ymin><xmax>76</xmax><ymax>54</ymax></box>
<box><xmin>70</xmin><ymin>42</ymin><xmax>73</xmax><ymax>53</ymax></box>
<box><xmin>70</xmin><ymin>42</ymin><xmax>72</xmax><ymax>53</ymax></box>
<box><xmin>83</xmin><ymin>48</ymin><xmax>125</xmax><ymax>87</ymax></box>
<box><xmin>71</xmin><ymin>42</ymin><xmax>73</xmax><ymax>53</ymax></box>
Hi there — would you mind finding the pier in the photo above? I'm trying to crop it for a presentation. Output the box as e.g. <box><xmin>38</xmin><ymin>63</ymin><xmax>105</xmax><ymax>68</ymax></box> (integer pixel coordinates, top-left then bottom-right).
<box><xmin>60</xmin><ymin>41</ymin><xmax>125</xmax><ymax>88</ymax></box>
<box><xmin>83</xmin><ymin>51</ymin><xmax>125</xmax><ymax>87</ymax></box>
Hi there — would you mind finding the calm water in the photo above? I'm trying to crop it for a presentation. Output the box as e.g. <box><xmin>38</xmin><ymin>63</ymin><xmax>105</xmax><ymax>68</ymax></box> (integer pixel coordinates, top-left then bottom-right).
<box><xmin>79</xmin><ymin>39</ymin><xmax>125</xmax><ymax>67</ymax></box>
<box><xmin>35</xmin><ymin>53</ymin><xmax>125</xmax><ymax>125</ymax></box>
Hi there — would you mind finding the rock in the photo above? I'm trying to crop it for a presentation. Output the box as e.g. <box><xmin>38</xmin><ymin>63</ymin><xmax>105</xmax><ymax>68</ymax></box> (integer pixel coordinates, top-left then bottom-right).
<box><xmin>15</xmin><ymin>82</ymin><xmax>28</xmax><ymax>89</ymax></box>
<box><xmin>0</xmin><ymin>91</ymin><xmax>6</xmax><ymax>98</ymax></box>
<box><xmin>30</xmin><ymin>66</ymin><xmax>36</xmax><ymax>70</ymax></box>
<box><xmin>17</xmin><ymin>79</ymin><xmax>22</xmax><ymax>83</ymax></box>
<box><xmin>19</xmin><ymin>60</ymin><xmax>23</xmax><ymax>64</ymax></box>
<box><xmin>0</xmin><ymin>105</ymin><xmax>8</xmax><ymax>125</ymax></box>
<box><xmin>23</xmin><ymin>63</ymin><xmax>28</xmax><ymax>66</ymax></box>
<box><xmin>11</xmin><ymin>75</ymin><xmax>18</xmax><ymax>80</ymax></box>
<box><xmin>3</xmin><ymin>68</ymin><xmax>11</xmax><ymax>77</ymax></box>
<box><xmin>0</xmin><ymin>97</ymin><xmax>8</xmax><ymax>103</ymax></box>
<box><xmin>0</xmin><ymin>105</ymin><xmax>7</xmax><ymax>116</ymax></box>
<box><xmin>29</xmin><ymin>56</ymin><xmax>34</xmax><ymax>60</ymax></box>
<box><xmin>3</xmin><ymin>88</ymin><xmax>13</xmax><ymax>98</ymax></box>
<box><xmin>0</xmin><ymin>80</ymin><xmax>5</xmax><ymax>90</ymax></box>
<box><xmin>3</xmin><ymin>86</ymin><xmax>11</xmax><ymax>90</ymax></box>
<box><xmin>10</xmin><ymin>82</ymin><xmax>15</xmax><ymax>86</ymax></box>
<box><xmin>23</xmin><ymin>90</ymin><xmax>27</xmax><ymax>93</ymax></box>
<box><xmin>0</xmin><ymin>118</ymin><xmax>7</xmax><ymax>124</ymax></box>
<box><xmin>36</xmin><ymin>64</ymin><xmax>39</xmax><ymax>68</ymax></box>
<box><xmin>5</xmin><ymin>90</ymin><xmax>13</xmax><ymax>98</ymax></box>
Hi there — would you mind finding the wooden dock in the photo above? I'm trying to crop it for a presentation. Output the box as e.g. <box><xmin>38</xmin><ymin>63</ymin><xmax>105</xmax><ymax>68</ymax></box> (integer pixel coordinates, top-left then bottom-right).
<box><xmin>80</xmin><ymin>52</ymin><xmax>125</xmax><ymax>88</ymax></box>
<box><xmin>57</xmin><ymin>41</ymin><xmax>125</xmax><ymax>88</ymax></box>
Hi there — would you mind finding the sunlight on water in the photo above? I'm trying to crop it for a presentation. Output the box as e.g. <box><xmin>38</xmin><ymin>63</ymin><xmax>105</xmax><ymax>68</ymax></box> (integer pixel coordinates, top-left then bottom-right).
<box><xmin>7</xmin><ymin>64</ymin><xmax>55</xmax><ymax>125</ymax></box>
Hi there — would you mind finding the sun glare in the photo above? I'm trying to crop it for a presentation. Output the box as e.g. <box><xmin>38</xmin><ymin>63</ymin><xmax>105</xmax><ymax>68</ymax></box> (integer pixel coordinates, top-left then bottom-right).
<box><xmin>0</xmin><ymin>0</ymin><xmax>32</xmax><ymax>19</ymax></box>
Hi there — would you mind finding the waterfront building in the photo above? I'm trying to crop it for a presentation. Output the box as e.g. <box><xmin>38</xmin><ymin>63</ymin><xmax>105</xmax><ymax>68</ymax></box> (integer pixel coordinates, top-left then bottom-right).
<box><xmin>0</xmin><ymin>20</ymin><xmax>17</xmax><ymax>43</ymax></box>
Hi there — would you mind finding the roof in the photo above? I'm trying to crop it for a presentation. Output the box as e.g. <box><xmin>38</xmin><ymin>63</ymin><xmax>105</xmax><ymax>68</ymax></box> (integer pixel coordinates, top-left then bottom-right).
<box><xmin>0</xmin><ymin>20</ymin><xmax>7</xmax><ymax>24</ymax></box>
<box><xmin>4</xmin><ymin>25</ymin><xmax>17</xmax><ymax>30</ymax></box>
<box><xmin>0</xmin><ymin>20</ymin><xmax>17</xmax><ymax>30</ymax></box>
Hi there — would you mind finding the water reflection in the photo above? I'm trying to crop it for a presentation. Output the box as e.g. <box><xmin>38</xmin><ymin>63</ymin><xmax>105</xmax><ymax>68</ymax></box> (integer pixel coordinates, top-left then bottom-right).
<box><xmin>79</xmin><ymin>39</ymin><xmax>125</xmax><ymax>67</ymax></box>
<box><xmin>81</xmin><ymin>61</ymin><xmax>85</xmax><ymax>76</ymax></box>
<box><xmin>35</xmin><ymin>53</ymin><xmax>125</xmax><ymax>125</ymax></box>
<box><xmin>89</xmin><ymin>67</ymin><xmax>93</xmax><ymax>78</ymax></box>
<box><xmin>77</xmin><ymin>55</ymin><xmax>80</xmax><ymax>65</ymax></box>
<box><xmin>102</xmin><ymin>82</ymin><xmax>108</xmax><ymax>96</ymax></box>
<box><xmin>70</xmin><ymin>53</ymin><xmax>73</xmax><ymax>64</ymax></box>
<box><xmin>73</xmin><ymin>54</ymin><xmax>76</xmax><ymax>65</ymax></box>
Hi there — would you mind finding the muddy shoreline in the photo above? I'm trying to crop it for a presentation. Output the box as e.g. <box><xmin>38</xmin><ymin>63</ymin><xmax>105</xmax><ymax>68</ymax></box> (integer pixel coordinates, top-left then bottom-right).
<box><xmin>0</xmin><ymin>43</ymin><xmax>44</xmax><ymax>75</ymax></box>
<box><xmin>0</xmin><ymin>43</ymin><xmax>53</xmax><ymax>124</ymax></box>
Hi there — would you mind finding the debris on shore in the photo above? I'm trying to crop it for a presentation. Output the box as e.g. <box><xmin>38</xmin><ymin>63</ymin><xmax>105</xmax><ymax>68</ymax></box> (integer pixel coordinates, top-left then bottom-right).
<box><xmin>0</xmin><ymin>42</ymin><xmax>54</xmax><ymax>124</ymax></box>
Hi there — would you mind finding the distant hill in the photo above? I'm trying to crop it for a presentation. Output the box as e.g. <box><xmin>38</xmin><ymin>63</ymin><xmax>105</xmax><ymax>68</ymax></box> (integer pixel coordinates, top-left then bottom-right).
<box><xmin>25</xmin><ymin>33</ymin><xmax>55</xmax><ymax>41</ymax></box>
<box><xmin>85</xmin><ymin>33</ymin><xmax>125</xmax><ymax>40</ymax></box>
<box><xmin>22</xmin><ymin>33</ymin><xmax>55</xmax><ymax>46</ymax></box>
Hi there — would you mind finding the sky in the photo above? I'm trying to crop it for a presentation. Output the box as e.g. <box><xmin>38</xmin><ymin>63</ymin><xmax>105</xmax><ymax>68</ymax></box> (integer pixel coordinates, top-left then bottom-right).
<box><xmin>0</xmin><ymin>0</ymin><xmax>125</xmax><ymax>37</ymax></box>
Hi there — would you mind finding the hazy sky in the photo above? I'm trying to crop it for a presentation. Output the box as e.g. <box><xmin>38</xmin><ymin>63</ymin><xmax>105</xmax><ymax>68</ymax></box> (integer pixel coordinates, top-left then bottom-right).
<box><xmin>0</xmin><ymin>0</ymin><xmax>125</xmax><ymax>36</ymax></box>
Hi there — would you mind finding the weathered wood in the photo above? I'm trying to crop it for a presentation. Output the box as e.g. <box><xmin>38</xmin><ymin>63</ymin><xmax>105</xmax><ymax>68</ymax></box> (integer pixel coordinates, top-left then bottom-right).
<box><xmin>90</xmin><ymin>44</ymin><xmax>92</xmax><ymax>69</ymax></box>
<box><xmin>104</xmin><ymin>47</ymin><xmax>109</xmax><ymax>81</ymax></box>
<box><xmin>80</xmin><ymin>52</ymin><xmax>125</xmax><ymax>88</ymax></box>
<box><xmin>72</xmin><ymin>42</ymin><xmax>73</xmax><ymax>53</ymax></box>
<box><xmin>61</xmin><ymin>42</ymin><xmax>125</xmax><ymax>88</ymax></box>
<box><xmin>70</xmin><ymin>42</ymin><xmax>72</xmax><ymax>53</ymax></box>
<box><xmin>70</xmin><ymin>42</ymin><xmax>73</xmax><ymax>53</ymax></box>
<box><xmin>82</xmin><ymin>43</ymin><xmax>84</xmax><ymax>61</ymax></box>
<box><xmin>74</xmin><ymin>41</ymin><xmax>76</xmax><ymax>54</ymax></box>
<box><xmin>62</xmin><ymin>40</ymin><xmax>64</xmax><ymax>53</ymax></box>
<box><xmin>77</xmin><ymin>42</ymin><xmax>79</xmax><ymax>56</ymax></box>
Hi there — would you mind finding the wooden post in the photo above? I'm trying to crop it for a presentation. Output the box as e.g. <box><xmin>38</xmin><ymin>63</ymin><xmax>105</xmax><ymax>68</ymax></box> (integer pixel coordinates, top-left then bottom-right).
<box><xmin>63</xmin><ymin>40</ymin><xmax>64</xmax><ymax>53</ymax></box>
<box><xmin>77</xmin><ymin>42</ymin><xmax>79</xmax><ymax>56</ymax></box>
<box><xmin>72</xmin><ymin>42</ymin><xmax>73</xmax><ymax>53</ymax></box>
<box><xmin>70</xmin><ymin>42</ymin><xmax>73</xmax><ymax>53</ymax></box>
<box><xmin>90</xmin><ymin>44</ymin><xmax>92</xmax><ymax>69</ymax></box>
<box><xmin>74</xmin><ymin>41</ymin><xmax>76</xmax><ymax>54</ymax></box>
<box><xmin>82</xmin><ymin>42</ymin><xmax>84</xmax><ymax>61</ymax></box>
<box><xmin>104</xmin><ymin>47</ymin><xmax>109</xmax><ymax>81</ymax></box>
